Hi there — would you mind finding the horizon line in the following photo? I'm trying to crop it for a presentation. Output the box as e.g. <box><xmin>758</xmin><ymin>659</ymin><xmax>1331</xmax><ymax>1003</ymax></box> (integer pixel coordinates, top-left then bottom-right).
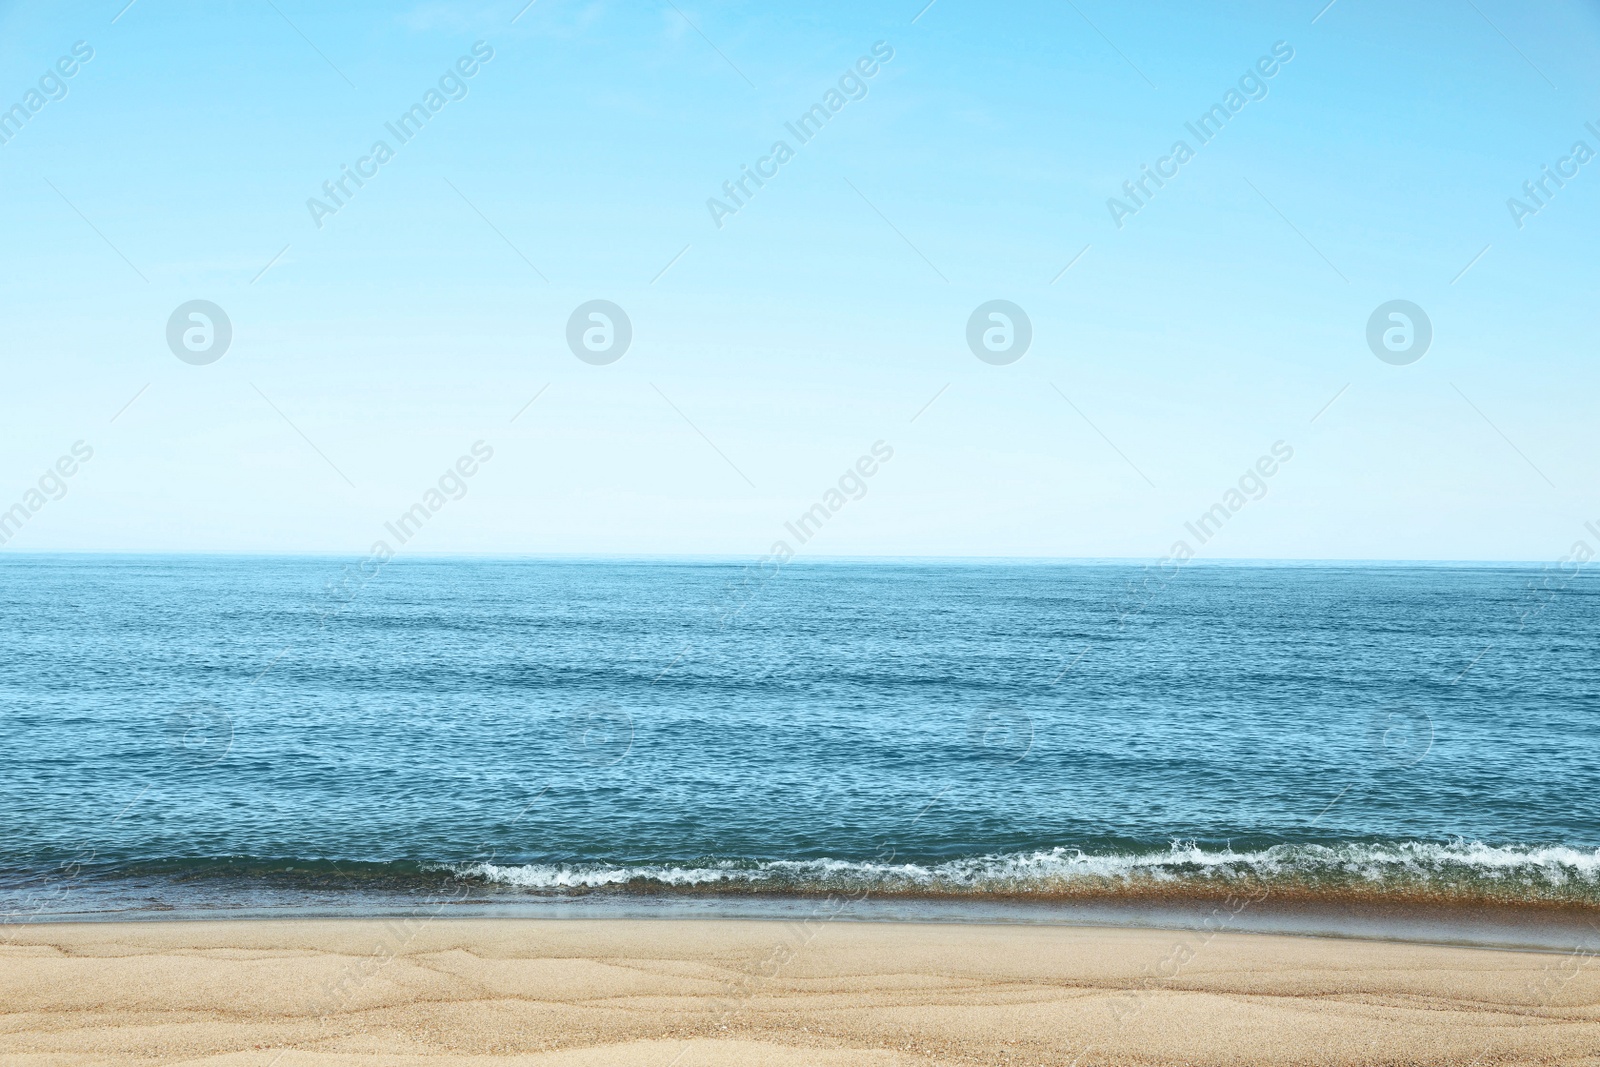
<box><xmin>0</xmin><ymin>550</ymin><xmax>1577</xmax><ymax>567</ymax></box>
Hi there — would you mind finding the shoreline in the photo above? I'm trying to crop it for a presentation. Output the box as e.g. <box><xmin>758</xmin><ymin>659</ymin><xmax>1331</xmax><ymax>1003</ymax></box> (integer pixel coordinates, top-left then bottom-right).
<box><xmin>3</xmin><ymin>916</ymin><xmax>1598</xmax><ymax>1065</ymax></box>
<box><xmin>9</xmin><ymin>891</ymin><xmax>1600</xmax><ymax>955</ymax></box>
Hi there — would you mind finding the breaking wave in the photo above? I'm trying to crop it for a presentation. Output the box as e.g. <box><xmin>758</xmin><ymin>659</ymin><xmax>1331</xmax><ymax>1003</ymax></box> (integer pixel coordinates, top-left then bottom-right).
<box><xmin>452</xmin><ymin>839</ymin><xmax>1600</xmax><ymax>906</ymax></box>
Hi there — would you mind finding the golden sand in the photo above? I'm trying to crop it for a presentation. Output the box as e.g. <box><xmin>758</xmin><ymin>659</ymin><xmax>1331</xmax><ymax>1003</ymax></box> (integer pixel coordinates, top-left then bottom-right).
<box><xmin>2</xmin><ymin>917</ymin><xmax>1597</xmax><ymax>1065</ymax></box>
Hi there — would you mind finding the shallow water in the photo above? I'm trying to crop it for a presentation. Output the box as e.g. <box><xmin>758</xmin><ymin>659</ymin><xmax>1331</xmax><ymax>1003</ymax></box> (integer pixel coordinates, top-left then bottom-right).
<box><xmin>2</xmin><ymin>556</ymin><xmax>1597</xmax><ymax>921</ymax></box>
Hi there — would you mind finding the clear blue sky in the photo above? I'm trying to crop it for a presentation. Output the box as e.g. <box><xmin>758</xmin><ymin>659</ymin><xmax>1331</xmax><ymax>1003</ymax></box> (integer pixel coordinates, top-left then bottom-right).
<box><xmin>2</xmin><ymin>0</ymin><xmax>1597</xmax><ymax>560</ymax></box>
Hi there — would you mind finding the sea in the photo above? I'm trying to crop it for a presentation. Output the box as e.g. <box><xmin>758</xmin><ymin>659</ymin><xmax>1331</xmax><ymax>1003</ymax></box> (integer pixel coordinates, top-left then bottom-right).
<box><xmin>3</xmin><ymin>556</ymin><xmax>1598</xmax><ymax>946</ymax></box>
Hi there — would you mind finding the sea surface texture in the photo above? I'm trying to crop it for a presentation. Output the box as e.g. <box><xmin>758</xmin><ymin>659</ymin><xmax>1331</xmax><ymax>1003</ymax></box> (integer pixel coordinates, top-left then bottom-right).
<box><xmin>2</xmin><ymin>557</ymin><xmax>1597</xmax><ymax>918</ymax></box>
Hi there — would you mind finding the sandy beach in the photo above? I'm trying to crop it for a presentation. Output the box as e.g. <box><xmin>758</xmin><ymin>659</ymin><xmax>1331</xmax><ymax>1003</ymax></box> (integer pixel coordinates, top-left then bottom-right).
<box><xmin>1</xmin><ymin>917</ymin><xmax>1597</xmax><ymax>1065</ymax></box>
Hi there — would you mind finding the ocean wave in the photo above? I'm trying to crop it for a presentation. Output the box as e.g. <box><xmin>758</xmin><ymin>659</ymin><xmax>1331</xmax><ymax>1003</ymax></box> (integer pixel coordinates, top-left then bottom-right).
<box><xmin>451</xmin><ymin>840</ymin><xmax>1600</xmax><ymax>904</ymax></box>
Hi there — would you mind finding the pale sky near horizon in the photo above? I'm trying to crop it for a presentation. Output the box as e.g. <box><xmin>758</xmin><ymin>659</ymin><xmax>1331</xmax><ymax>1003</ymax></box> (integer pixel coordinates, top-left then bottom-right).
<box><xmin>1</xmin><ymin>0</ymin><xmax>1598</xmax><ymax>561</ymax></box>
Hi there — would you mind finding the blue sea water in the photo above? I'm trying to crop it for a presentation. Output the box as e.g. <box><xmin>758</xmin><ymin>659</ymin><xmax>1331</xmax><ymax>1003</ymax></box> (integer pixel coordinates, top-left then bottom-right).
<box><xmin>2</xmin><ymin>556</ymin><xmax>1598</xmax><ymax>920</ymax></box>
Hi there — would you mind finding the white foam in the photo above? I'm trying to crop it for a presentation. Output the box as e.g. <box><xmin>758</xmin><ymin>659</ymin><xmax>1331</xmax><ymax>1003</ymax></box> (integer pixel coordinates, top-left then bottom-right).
<box><xmin>453</xmin><ymin>839</ymin><xmax>1600</xmax><ymax>895</ymax></box>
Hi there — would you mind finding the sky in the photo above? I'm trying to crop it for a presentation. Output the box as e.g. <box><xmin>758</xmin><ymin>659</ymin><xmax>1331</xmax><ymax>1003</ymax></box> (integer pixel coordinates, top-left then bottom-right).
<box><xmin>1</xmin><ymin>0</ymin><xmax>1598</xmax><ymax>560</ymax></box>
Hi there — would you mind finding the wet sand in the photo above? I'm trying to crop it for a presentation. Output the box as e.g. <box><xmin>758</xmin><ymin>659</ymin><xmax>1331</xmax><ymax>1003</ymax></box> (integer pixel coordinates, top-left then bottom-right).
<box><xmin>2</xmin><ymin>917</ymin><xmax>1598</xmax><ymax>1065</ymax></box>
